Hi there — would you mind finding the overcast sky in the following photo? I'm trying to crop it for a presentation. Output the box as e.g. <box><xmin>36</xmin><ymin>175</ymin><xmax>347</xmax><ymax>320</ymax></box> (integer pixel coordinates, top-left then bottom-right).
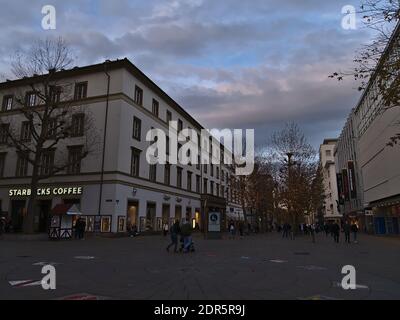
<box><xmin>0</xmin><ymin>0</ymin><xmax>372</xmax><ymax>149</ymax></box>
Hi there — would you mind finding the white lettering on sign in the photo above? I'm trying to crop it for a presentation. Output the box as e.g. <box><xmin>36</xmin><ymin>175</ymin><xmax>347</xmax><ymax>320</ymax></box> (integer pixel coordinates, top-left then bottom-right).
<box><xmin>9</xmin><ymin>187</ymin><xmax>83</xmax><ymax>197</ymax></box>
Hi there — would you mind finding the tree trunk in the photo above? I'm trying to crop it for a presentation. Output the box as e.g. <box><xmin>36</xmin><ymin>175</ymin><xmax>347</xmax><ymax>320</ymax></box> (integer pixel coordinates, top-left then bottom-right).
<box><xmin>22</xmin><ymin>154</ymin><xmax>41</xmax><ymax>234</ymax></box>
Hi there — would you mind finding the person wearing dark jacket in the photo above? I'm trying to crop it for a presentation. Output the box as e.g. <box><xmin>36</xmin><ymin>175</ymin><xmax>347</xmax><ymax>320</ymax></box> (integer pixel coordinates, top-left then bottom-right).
<box><xmin>166</xmin><ymin>220</ymin><xmax>180</xmax><ymax>253</ymax></box>
<box><xmin>344</xmin><ymin>221</ymin><xmax>351</xmax><ymax>244</ymax></box>
<box><xmin>351</xmin><ymin>223</ymin><xmax>359</xmax><ymax>243</ymax></box>
<box><xmin>332</xmin><ymin>222</ymin><xmax>340</xmax><ymax>243</ymax></box>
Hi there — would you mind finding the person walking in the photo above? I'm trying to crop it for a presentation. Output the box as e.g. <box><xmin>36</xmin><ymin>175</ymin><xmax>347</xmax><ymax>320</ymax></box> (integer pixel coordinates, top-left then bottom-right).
<box><xmin>344</xmin><ymin>221</ymin><xmax>351</xmax><ymax>244</ymax></box>
<box><xmin>332</xmin><ymin>222</ymin><xmax>340</xmax><ymax>243</ymax></box>
<box><xmin>229</xmin><ymin>221</ymin><xmax>236</xmax><ymax>239</ymax></box>
<box><xmin>163</xmin><ymin>222</ymin><xmax>169</xmax><ymax>237</ymax></box>
<box><xmin>310</xmin><ymin>224</ymin><xmax>316</xmax><ymax>243</ymax></box>
<box><xmin>238</xmin><ymin>222</ymin><xmax>244</xmax><ymax>239</ymax></box>
<box><xmin>351</xmin><ymin>222</ymin><xmax>359</xmax><ymax>243</ymax></box>
<box><xmin>166</xmin><ymin>220</ymin><xmax>180</xmax><ymax>253</ymax></box>
<box><xmin>180</xmin><ymin>219</ymin><xmax>193</xmax><ymax>253</ymax></box>
<box><xmin>74</xmin><ymin>217</ymin><xmax>81</xmax><ymax>240</ymax></box>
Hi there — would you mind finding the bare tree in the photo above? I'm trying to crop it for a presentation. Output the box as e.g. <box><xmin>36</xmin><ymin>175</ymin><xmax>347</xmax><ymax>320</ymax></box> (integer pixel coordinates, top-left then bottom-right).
<box><xmin>268</xmin><ymin>123</ymin><xmax>320</xmax><ymax>236</ymax></box>
<box><xmin>0</xmin><ymin>38</ymin><xmax>99</xmax><ymax>233</ymax></box>
<box><xmin>330</xmin><ymin>0</ymin><xmax>400</xmax><ymax>145</ymax></box>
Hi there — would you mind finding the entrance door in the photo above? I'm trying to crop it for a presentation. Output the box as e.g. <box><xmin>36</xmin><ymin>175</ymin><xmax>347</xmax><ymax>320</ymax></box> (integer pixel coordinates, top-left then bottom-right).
<box><xmin>38</xmin><ymin>200</ymin><xmax>52</xmax><ymax>233</ymax></box>
<box><xmin>175</xmin><ymin>205</ymin><xmax>182</xmax><ymax>223</ymax></box>
<box><xmin>146</xmin><ymin>203</ymin><xmax>156</xmax><ymax>231</ymax></box>
<box><xmin>162</xmin><ymin>204</ymin><xmax>170</xmax><ymax>225</ymax></box>
<box><xmin>127</xmin><ymin>201</ymin><xmax>139</xmax><ymax>230</ymax></box>
<box><xmin>11</xmin><ymin>200</ymin><xmax>26</xmax><ymax>232</ymax></box>
<box><xmin>374</xmin><ymin>217</ymin><xmax>386</xmax><ymax>235</ymax></box>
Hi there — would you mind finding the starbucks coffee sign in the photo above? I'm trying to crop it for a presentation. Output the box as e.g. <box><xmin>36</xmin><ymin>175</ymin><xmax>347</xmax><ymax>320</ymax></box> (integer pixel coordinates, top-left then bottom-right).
<box><xmin>9</xmin><ymin>186</ymin><xmax>83</xmax><ymax>197</ymax></box>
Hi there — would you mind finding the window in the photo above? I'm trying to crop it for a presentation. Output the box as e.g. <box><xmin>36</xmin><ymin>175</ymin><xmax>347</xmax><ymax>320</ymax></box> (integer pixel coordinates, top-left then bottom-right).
<box><xmin>16</xmin><ymin>152</ymin><xmax>29</xmax><ymax>177</ymax></box>
<box><xmin>187</xmin><ymin>171</ymin><xmax>192</xmax><ymax>191</ymax></box>
<box><xmin>74</xmin><ymin>82</ymin><xmax>87</xmax><ymax>100</ymax></box>
<box><xmin>216</xmin><ymin>167</ymin><xmax>220</xmax><ymax>179</ymax></box>
<box><xmin>133</xmin><ymin>116</ymin><xmax>141</xmax><ymax>141</ymax></box>
<box><xmin>131</xmin><ymin>148</ymin><xmax>141</xmax><ymax>177</ymax></box>
<box><xmin>210</xmin><ymin>181</ymin><xmax>214</xmax><ymax>195</ymax></box>
<box><xmin>178</xmin><ymin>119</ymin><xmax>183</xmax><ymax>133</ymax></box>
<box><xmin>0</xmin><ymin>153</ymin><xmax>6</xmax><ymax>178</ymax></box>
<box><xmin>49</xmin><ymin>86</ymin><xmax>62</xmax><ymax>103</ymax></box>
<box><xmin>203</xmin><ymin>178</ymin><xmax>208</xmax><ymax>194</ymax></box>
<box><xmin>149</xmin><ymin>164</ymin><xmax>157</xmax><ymax>182</ymax></box>
<box><xmin>134</xmin><ymin>85</ymin><xmax>143</xmax><ymax>106</ymax></box>
<box><xmin>210</xmin><ymin>164</ymin><xmax>214</xmax><ymax>177</ymax></box>
<box><xmin>166</xmin><ymin>136</ymin><xmax>170</xmax><ymax>155</ymax></box>
<box><xmin>216</xmin><ymin>183</ymin><xmax>220</xmax><ymax>197</ymax></box>
<box><xmin>25</xmin><ymin>92</ymin><xmax>37</xmax><ymax>107</ymax></box>
<box><xmin>71</xmin><ymin>113</ymin><xmax>84</xmax><ymax>137</ymax></box>
<box><xmin>20</xmin><ymin>121</ymin><xmax>31</xmax><ymax>142</ymax></box>
<box><xmin>221</xmin><ymin>170</ymin><xmax>224</xmax><ymax>181</ymax></box>
<box><xmin>152</xmin><ymin>99</ymin><xmax>159</xmax><ymax>117</ymax></box>
<box><xmin>196</xmin><ymin>154</ymin><xmax>200</xmax><ymax>170</ymax></box>
<box><xmin>204</xmin><ymin>164</ymin><xmax>208</xmax><ymax>174</ymax></box>
<box><xmin>326</xmin><ymin>150</ymin><xmax>332</xmax><ymax>157</ymax></box>
<box><xmin>68</xmin><ymin>146</ymin><xmax>83</xmax><ymax>174</ymax></box>
<box><xmin>0</xmin><ymin>124</ymin><xmax>9</xmax><ymax>144</ymax></box>
<box><xmin>164</xmin><ymin>163</ymin><xmax>171</xmax><ymax>185</ymax></box>
<box><xmin>47</xmin><ymin>118</ymin><xmax>57</xmax><ymax>139</ymax></box>
<box><xmin>2</xmin><ymin>95</ymin><xmax>13</xmax><ymax>111</ymax></box>
<box><xmin>177</xmin><ymin>167</ymin><xmax>183</xmax><ymax>188</ymax></box>
<box><xmin>196</xmin><ymin>175</ymin><xmax>201</xmax><ymax>193</ymax></box>
<box><xmin>41</xmin><ymin>149</ymin><xmax>55</xmax><ymax>176</ymax></box>
<box><xmin>166</xmin><ymin>110</ymin><xmax>172</xmax><ymax>124</ymax></box>
<box><xmin>221</xmin><ymin>185</ymin><xmax>225</xmax><ymax>198</ymax></box>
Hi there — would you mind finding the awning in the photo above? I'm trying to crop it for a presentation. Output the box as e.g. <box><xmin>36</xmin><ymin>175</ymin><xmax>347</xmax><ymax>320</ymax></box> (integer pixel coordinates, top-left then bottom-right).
<box><xmin>51</xmin><ymin>204</ymin><xmax>82</xmax><ymax>216</ymax></box>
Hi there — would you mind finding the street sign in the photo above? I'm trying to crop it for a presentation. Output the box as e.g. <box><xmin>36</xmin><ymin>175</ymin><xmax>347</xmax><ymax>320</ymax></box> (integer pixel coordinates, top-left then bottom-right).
<box><xmin>208</xmin><ymin>211</ymin><xmax>220</xmax><ymax>232</ymax></box>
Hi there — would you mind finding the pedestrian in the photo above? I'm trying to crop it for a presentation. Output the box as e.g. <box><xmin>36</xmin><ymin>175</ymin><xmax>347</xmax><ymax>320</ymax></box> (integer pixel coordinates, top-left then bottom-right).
<box><xmin>310</xmin><ymin>224</ymin><xmax>316</xmax><ymax>243</ymax></box>
<box><xmin>166</xmin><ymin>220</ymin><xmax>180</xmax><ymax>253</ymax></box>
<box><xmin>163</xmin><ymin>222</ymin><xmax>169</xmax><ymax>237</ymax></box>
<box><xmin>332</xmin><ymin>222</ymin><xmax>340</xmax><ymax>243</ymax></box>
<box><xmin>239</xmin><ymin>222</ymin><xmax>244</xmax><ymax>239</ymax></box>
<box><xmin>180</xmin><ymin>219</ymin><xmax>193</xmax><ymax>253</ymax></box>
<box><xmin>74</xmin><ymin>217</ymin><xmax>81</xmax><ymax>239</ymax></box>
<box><xmin>351</xmin><ymin>222</ymin><xmax>359</xmax><ymax>243</ymax></box>
<box><xmin>80</xmin><ymin>218</ymin><xmax>86</xmax><ymax>240</ymax></box>
<box><xmin>344</xmin><ymin>221</ymin><xmax>351</xmax><ymax>244</ymax></box>
<box><xmin>229</xmin><ymin>221</ymin><xmax>235</xmax><ymax>239</ymax></box>
<box><xmin>0</xmin><ymin>217</ymin><xmax>5</xmax><ymax>237</ymax></box>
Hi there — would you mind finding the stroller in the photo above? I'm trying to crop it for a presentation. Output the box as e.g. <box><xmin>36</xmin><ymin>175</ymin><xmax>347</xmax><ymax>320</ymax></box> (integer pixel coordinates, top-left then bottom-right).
<box><xmin>179</xmin><ymin>236</ymin><xmax>195</xmax><ymax>253</ymax></box>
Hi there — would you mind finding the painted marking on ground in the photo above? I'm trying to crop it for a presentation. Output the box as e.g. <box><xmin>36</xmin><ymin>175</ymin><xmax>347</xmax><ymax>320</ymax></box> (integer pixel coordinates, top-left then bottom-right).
<box><xmin>9</xmin><ymin>280</ymin><xmax>42</xmax><ymax>288</ymax></box>
<box><xmin>74</xmin><ymin>256</ymin><xmax>95</xmax><ymax>260</ymax></box>
<box><xmin>269</xmin><ymin>259</ymin><xmax>288</xmax><ymax>263</ymax></box>
<box><xmin>333</xmin><ymin>282</ymin><xmax>369</xmax><ymax>289</ymax></box>
<box><xmin>241</xmin><ymin>256</ymin><xmax>250</xmax><ymax>260</ymax></box>
<box><xmin>32</xmin><ymin>261</ymin><xmax>60</xmax><ymax>266</ymax></box>
<box><xmin>297</xmin><ymin>265</ymin><xmax>327</xmax><ymax>271</ymax></box>
<box><xmin>57</xmin><ymin>293</ymin><xmax>110</xmax><ymax>300</ymax></box>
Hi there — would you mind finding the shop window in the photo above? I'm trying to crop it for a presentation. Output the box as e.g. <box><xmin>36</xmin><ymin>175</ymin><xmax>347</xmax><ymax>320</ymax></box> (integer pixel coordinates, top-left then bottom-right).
<box><xmin>101</xmin><ymin>216</ymin><xmax>111</xmax><ymax>233</ymax></box>
<box><xmin>118</xmin><ymin>216</ymin><xmax>125</xmax><ymax>232</ymax></box>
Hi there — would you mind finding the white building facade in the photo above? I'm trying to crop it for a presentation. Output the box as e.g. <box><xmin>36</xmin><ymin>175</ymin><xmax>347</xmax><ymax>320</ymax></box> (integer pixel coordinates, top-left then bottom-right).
<box><xmin>319</xmin><ymin>139</ymin><xmax>341</xmax><ymax>223</ymax></box>
<box><xmin>353</xmin><ymin>24</ymin><xmax>400</xmax><ymax>235</ymax></box>
<box><xmin>0</xmin><ymin>59</ymin><xmax>243</xmax><ymax>234</ymax></box>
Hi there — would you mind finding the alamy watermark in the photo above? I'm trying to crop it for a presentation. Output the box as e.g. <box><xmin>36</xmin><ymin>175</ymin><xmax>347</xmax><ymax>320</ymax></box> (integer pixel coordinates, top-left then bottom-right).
<box><xmin>145</xmin><ymin>123</ymin><xmax>255</xmax><ymax>176</ymax></box>
<box><xmin>41</xmin><ymin>265</ymin><xmax>56</xmax><ymax>290</ymax></box>
<box><xmin>41</xmin><ymin>5</ymin><xmax>56</xmax><ymax>30</ymax></box>
<box><xmin>341</xmin><ymin>5</ymin><xmax>357</xmax><ymax>30</ymax></box>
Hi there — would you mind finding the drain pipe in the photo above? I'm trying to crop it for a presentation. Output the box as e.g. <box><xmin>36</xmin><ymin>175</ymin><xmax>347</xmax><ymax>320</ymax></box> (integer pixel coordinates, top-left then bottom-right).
<box><xmin>98</xmin><ymin>61</ymin><xmax>111</xmax><ymax>216</ymax></box>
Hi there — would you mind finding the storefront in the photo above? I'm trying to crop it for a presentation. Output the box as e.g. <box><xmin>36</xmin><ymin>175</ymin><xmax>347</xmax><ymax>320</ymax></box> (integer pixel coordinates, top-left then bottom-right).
<box><xmin>370</xmin><ymin>196</ymin><xmax>400</xmax><ymax>235</ymax></box>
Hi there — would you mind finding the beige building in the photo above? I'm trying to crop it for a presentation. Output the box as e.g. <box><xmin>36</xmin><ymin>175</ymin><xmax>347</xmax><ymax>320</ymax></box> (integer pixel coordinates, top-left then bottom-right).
<box><xmin>320</xmin><ymin>139</ymin><xmax>341</xmax><ymax>223</ymax></box>
<box><xmin>0</xmin><ymin>58</ymin><xmax>243</xmax><ymax>234</ymax></box>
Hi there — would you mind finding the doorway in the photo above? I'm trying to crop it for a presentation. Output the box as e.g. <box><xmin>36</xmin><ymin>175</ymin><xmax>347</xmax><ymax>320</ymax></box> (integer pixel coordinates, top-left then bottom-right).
<box><xmin>11</xmin><ymin>200</ymin><xmax>26</xmax><ymax>232</ymax></box>
<box><xmin>37</xmin><ymin>200</ymin><xmax>52</xmax><ymax>233</ymax></box>
<box><xmin>175</xmin><ymin>205</ymin><xmax>182</xmax><ymax>223</ymax></box>
<box><xmin>146</xmin><ymin>202</ymin><xmax>156</xmax><ymax>231</ymax></box>
<box><xmin>162</xmin><ymin>204</ymin><xmax>170</xmax><ymax>225</ymax></box>
<box><xmin>127</xmin><ymin>201</ymin><xmax>139</xmax><ymax>230</ymax></box>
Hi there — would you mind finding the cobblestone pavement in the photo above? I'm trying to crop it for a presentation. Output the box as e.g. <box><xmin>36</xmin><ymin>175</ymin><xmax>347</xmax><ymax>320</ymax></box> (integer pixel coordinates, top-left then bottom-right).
<box><xmin>1</xmin><ymin>232</ymin><xmax>399</xmax><ymax>300</ymax></box>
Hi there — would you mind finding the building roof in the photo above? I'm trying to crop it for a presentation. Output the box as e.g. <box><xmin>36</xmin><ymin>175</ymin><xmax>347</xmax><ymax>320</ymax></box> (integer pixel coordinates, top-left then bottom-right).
<box><xmin>0</xmin><ymin>58</ymin><xmax>204</xmax><ymax>131</ymax></box>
